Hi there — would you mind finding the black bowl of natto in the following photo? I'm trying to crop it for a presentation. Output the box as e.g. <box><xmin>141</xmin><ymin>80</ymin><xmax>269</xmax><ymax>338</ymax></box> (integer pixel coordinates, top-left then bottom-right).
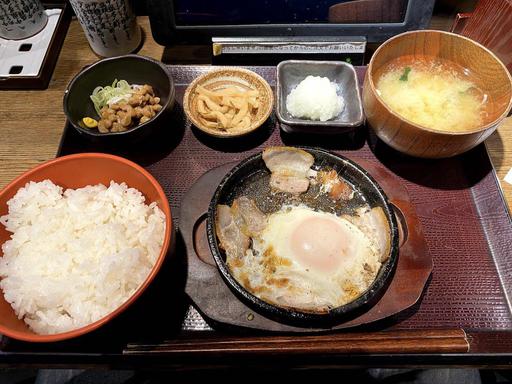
<box><xmin>63</xmin><ymin>54</ymin><xmax>175</xmax><ymax>143</ymax></box>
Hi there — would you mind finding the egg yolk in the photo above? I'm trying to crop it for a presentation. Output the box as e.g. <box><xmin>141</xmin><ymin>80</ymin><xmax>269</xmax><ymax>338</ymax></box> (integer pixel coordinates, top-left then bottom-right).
<box><xmin>290</xmin><ymin>216</ymin><xmax>348</xmax><ymax>273</ymax></box>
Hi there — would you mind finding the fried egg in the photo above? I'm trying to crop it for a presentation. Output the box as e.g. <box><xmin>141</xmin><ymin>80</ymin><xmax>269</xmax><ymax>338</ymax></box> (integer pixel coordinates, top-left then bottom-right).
<box><xmin>229</xmin><ymin>205</ymin><xmax>382</xmax><ymax>312</ymax></box>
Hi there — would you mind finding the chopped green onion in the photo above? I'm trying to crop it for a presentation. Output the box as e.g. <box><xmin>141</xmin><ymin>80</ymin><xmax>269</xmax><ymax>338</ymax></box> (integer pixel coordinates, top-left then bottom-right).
<box><xmin>399</xmin><ymin>67</ymin><xmax>412</xmax><ymax>82</ymax></box>
<box><xmin>89</xmin><ymin>79</ymin><xmax>133</xmax><ymax>115</ymax></box>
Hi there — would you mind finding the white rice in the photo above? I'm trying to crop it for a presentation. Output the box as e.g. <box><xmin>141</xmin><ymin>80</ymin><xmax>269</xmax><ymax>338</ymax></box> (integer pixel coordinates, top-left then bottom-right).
<box><xmin>0</xmin><ymin>180</ymin><xmax>166</xmax><ymax>335</ymax></box>
<box><xmin>286</xmin><ymin>75</ymin><xmax>345</xmax><ymax>122</ymax></box>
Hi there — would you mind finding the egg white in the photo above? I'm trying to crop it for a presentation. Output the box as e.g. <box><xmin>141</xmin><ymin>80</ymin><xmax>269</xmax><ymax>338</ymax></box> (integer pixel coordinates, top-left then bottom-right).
<box><xmin>229</xmin><ymin>205</ymin><xmax>382</xmax><ymax>312</ymax></box>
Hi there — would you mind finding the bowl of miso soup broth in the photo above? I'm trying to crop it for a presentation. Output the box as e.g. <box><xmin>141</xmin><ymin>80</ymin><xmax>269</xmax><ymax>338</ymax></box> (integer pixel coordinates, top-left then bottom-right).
<box><xmin>362</xmin><ymin>30</ymin><xmax>512</xmax><ymax>158</ymax></box>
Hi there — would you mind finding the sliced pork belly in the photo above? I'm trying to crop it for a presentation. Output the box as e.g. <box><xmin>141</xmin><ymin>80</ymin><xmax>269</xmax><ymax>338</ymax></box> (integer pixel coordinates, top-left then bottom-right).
<box><xmin>269</xmin><ymin>174</ymin><xmax>310</xmax><ymax>194</ymax></box>
<box><xmin>215</xmin><ymin>204</ymin><xmax>250</xmax><ymax>260</ymax></box>
<box><xmin>344</xmin><ymin>206</ymin><xmax>391</xmax><ymax>262</ymax></box>
<box><xmin>262</xmin><ymin>147</ymin><xmax>314</xmax><ymax>194</ymax></box>
<box><xmin>215</xmin><ymin>197</ymin><xmax>267</xmax><ymax>261</ymax></box>
<box><xmin>232</xmin><ymin>196</ymin><xmax>267</xmax><ymax>236</ymax></box>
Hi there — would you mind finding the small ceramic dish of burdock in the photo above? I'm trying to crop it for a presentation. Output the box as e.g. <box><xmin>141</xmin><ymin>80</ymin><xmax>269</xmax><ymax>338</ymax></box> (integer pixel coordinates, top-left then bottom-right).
<box><xmin>183</xmin><ymin>67</ymin><xmax>274</xmax><ymax>138</ymax></box>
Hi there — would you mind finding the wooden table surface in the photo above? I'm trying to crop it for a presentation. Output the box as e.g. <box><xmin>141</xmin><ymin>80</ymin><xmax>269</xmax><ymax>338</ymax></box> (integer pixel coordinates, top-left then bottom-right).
<box><xmin>1</xmin><ymin>16</ymin><xmax>511</xmax><ymax>210</ymax></box>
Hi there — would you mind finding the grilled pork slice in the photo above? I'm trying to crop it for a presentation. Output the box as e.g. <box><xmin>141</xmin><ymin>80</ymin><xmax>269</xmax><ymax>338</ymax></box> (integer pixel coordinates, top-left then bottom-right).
<box><xmin>215</xmin><ymin>197</ymin><xmax>267</xmax><ymax>262</ymax></box>
<box><xmin>262</xmin><ymin>147</ymin><xmax>314</xmax><ymax>194</ymax></box>
<box><xmin>232</xmin><ymin>196</ymin><xmax>267</xmax><ymax>236</ymax></box>
<box><xmin>345</xmin><ymin>206</ymin><xmax>392</xmax><ymax>262</ymax></box>
<box><xmin>215</xmin><ymin>204</ymin><xmax>250</xmax><ymax>260</ymax></box>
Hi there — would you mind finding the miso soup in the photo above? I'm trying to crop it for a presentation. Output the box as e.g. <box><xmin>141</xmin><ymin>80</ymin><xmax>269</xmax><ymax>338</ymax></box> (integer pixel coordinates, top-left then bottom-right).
<box><xmin>376</xmin><ymin>57</ymin><xmax>489</xmax><ymax>132</ymax></box>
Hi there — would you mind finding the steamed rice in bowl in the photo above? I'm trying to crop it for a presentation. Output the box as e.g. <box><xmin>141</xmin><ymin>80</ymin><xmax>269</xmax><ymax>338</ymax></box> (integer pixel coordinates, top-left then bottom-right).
<box><xmin>0</xmin><ymin>179</ymin><xmax>166</xmax><ymax>335</ymax></box>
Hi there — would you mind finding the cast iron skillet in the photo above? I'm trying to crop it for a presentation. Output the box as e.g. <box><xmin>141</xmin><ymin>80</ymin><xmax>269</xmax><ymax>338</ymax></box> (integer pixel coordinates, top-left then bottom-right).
<box><xmin>207</xmin><ymin>147</ymin><xmax>399</xmax><ymax>328</ymax></box>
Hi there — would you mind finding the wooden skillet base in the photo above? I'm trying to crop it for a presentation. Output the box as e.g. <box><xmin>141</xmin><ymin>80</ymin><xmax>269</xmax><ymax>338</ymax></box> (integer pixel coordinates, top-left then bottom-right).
<box><xmin>180</xmin><ymin>160</ymin><xmax>432</xmax><ymax>332</ymax></box>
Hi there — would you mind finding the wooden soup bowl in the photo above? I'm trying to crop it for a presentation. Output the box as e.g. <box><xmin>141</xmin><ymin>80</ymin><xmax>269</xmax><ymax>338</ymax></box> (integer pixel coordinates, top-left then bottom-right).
<box><xmin>363</xmin><ymin>30</ymin><xmax>512</xmax><ymax>158</ymax></box>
